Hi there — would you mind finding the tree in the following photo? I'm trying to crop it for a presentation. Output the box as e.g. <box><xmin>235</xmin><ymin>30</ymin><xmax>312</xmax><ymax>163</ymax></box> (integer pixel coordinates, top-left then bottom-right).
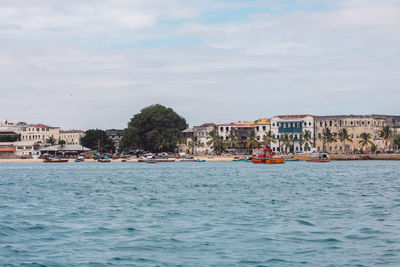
<box><xmin>359</xmin><ymin>132</ymin><xmax>374</xmax><ymax>152</ymax></box>
<box><xmin>281</xmin><ymin>134</ymin><xmax>292</xmax><ymax>154</ymax></box>
<box><xmin>46</xmin><ymin>136</ymin><xmax>57</xmax><ymax>145</ymax></box>
<box><xmin>58</xmin><ymin>139</ymin><xmax>66</xmax><ymax>147</ymax></box>
<box><xmin>81</xmin><ymin>129</ymin><xmax>115</xmax><ymax>153</ymax></box>
<box><xmin>246</xmin><ymin>129</ymin><xmax>259</xmax><ymax>152</ymax></box>
<box><xmin>188</xmin><ymin>135</ymin><xmax>203</xmax><ymax>155</ymax></box>
<box><xmin>0</xmin><ymin>134</ymin><xmax>21</xmax><ymax>142</ymax></box>
<box><xmin>380</xmin><ymin>126</ymin><xmax>393</xmax><ymax>151</ymax></box>
<box><xmin>393</xmin><ymin>134</ymin><xmax>400</xmax><ymax>151</ymax></box>
<box><xmin>206</xmin><ymin>131</ymin><xmax>225</xmax><ymax>155</ymax></box>
<box><xmin>225</xmin><ymin>129</ymin><xmax>239</xmax><ymax>153</ymax></box>
<box><xmin>120</xmin><ymin>104</ymin><xmax>187</xmax><ymax>152</ymax></box>
<box><xmin>262</xmin><ymin>130</ymin><xmax>276</xmax><ymax>148</ymax></box>
<box><xmin>337</xmin><ymin>128</ymin><xmax>352</xmax><ymax>153</ymax></box>
<box><xmin>300</xmin><ymin>130</ymin><xmax>314</xmax><ymax>152</ymax></box>
<box><xmin>320</xmin><ymin>127</ymin><xmax>337</xmax><ymax>152</ymax></box>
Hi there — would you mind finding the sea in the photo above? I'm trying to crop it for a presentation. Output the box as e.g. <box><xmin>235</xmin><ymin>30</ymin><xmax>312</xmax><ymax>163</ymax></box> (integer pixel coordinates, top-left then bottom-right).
<box><xmin>1</xmin><ymin>161</ymin><xmax>399</xmax><ymax>266</ymax></box>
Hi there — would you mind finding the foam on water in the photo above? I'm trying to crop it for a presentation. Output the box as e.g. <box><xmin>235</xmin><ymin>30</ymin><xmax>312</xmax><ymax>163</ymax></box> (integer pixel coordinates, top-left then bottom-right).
<box><xmin>1</xmin><ymin>161</ymin><xmax>400</xmax><ymax>266</ymax></box>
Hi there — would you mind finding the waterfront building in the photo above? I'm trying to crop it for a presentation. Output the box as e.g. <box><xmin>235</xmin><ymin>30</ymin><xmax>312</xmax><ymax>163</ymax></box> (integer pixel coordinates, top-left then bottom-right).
<box><xmin>315</xmin><ymin>115</ymin><xmax>400</xmax><ymax>153</ymax></box>
<box><xmin>60</xmin><ymin>130</ymin><xmax>85</xmax><ymax>145</ymax></box>
<box><xmin>182</xmin><ymin>123</ymin><xmax>216</xmax><ymax>154</ymax></box>
<box><xmin>270</xmin><ymin>115</ymin><xmax>315</xmax><ymax>154</ymax></box>
<box><xmin>20</xmin><ymin>124</ymin><xmax>60</xmax><ymax>144</ymax></box>
<box><xmin>39</xmin><ymin>144</ymin><xmax>90</xmax><ymax>156</ymax></box>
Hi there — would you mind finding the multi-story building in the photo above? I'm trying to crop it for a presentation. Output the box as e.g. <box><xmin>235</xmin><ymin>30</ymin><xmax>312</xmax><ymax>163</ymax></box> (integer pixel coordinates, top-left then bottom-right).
<box><xmin>270</xmin><ymin>115</ymin><xmax>315</xmax><ymax>154</ymax></box>
<box><xmin>20</xmin><ymin>124</ymin><xmax>60</xmax><ymax>144</ymax></box>
<box><xmin>60</xmin><ymin>130</ymin><xmax>85</xmax><ymax>145</ymax></box>
<box><xmin>314</xmin><ymin>114</ymin><xmax>400</xmax><ymax>153</ymax></box>
<box><xmin>182</xmin><ymin>123</ymin><xmax>216</xmax><ymax>154</ymax></box>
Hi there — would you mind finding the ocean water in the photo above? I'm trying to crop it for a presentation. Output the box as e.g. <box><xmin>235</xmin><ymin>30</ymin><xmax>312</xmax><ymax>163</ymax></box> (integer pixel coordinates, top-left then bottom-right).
<box><xmin>0</xmin><ymin>161</ymin><xmax>400</xmax><ymax>266</ymax></box>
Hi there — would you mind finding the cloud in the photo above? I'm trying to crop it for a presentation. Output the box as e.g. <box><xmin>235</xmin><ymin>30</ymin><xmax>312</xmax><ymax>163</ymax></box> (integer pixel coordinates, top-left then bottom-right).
<box><xmin>0</xmin><ymin>0</ymin><xmax>399</xmax><ymax>129</ymax></box>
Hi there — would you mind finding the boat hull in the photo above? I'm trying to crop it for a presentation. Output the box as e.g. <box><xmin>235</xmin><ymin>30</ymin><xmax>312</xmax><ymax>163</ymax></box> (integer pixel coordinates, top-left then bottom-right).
<box><xmin>44</xmin><ymin>159</ymin><xmax>69</xmax><ymax>163</ymax></box>
<box><xmin>252</xmin><ymin>157</ymin><xmax>285</xmax><ymax>164</ymax></box>
<box><xmin>306</xmin><ymin>159</ymin><xmax>330</xmax><ymax>162</ymax></box>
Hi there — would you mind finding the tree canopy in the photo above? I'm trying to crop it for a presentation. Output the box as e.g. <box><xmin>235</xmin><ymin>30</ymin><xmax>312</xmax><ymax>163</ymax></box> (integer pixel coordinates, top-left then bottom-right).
<box><xmin>81</xmin><ymin>129</ymin><xmax>115</xmax><ymax>153</ymax></box>
<box><xmin>120</xmin><ymin>104</ymin><xmax>188</xmax><ymax>152</ymax></box>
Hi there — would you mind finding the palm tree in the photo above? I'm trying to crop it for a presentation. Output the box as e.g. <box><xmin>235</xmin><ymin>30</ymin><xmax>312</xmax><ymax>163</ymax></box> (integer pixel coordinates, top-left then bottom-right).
<box><xmin>46</xmin><ymin>136</ymin><xmax>56</xmax><ymax>145</ymax></box>
<box><xmin>262</xmin><ymin>130</ymin><xmax>276</xmax><ymax>147</ymax></box>
<box><xmin>206</xmin><ymin>131</ymin><xmax>225</xmax><ymax>155</ymax></box>
<box><xmin>246</xmin><ymin>129</ymin><xmax>259</xmax><ymax>153</ymax></box>
<box><xmin>359</xmin><ymin>132</ymin><xmax>374</xmax><ymax>152</ymax></box>
<box><xmin>225</xmin><ymin>129</ymin><xmax>239</xmax><ymax>154</ymax></box>
<box><xmin>189</xmin><ymin>135</ymin><xmax>203</xmax><ymax>155</ymax></box>
<box><xmin>300</xmin><ymin>130</ymin><xmax>314</xmax><ymax>152</ymax></box>
<box><xmin>281</xmin><ymin>134</ymin><xmax>292</xmax><ymax>154</ymax></box>
<box><xmin>394</xmin><ymin>134</ymin><xmax>400</xmax><ymax>151</ymax></box>
<box><xmin>380</xmin><ymin>126</ymin><xmax>393</xmax><ymax>151</ymax></box>
<box><xmin>320</xmin><ymin>127</ymin><xmax>337</xmax><ymax>152</ymax></box>
<box><xmin>337</xmin><ymin>128</ymin><xmax>352</xmax><ymax>153</ymax></box>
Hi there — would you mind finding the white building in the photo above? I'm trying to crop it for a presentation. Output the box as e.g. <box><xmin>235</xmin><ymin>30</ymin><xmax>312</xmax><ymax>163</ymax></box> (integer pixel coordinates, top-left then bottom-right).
<box><xmin>270</xmin><ymin>115</ymin><xmax>315</xmax><ymax>154</ymax></box>
<box><xmin>60</xmin><ymin>130</ymin><xmax>85</xmax><ymax>145</ymax></box>
<box><xmin>183</xmin><ymin>123</ymin><xmax>216</xmax><ymax>154</ymax></box>
<box><xmin>20</xmin><ymin>124</ymin><xmax>60</xmax><ymax>145</ymax></box>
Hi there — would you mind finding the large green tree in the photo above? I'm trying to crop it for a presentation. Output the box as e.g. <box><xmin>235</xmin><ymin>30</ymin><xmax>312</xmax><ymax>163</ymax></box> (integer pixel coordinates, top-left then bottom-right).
<box><xmin>246</xmin><ymin>129</ymin><xmax>259</xmax><ymax>152</ymax></box>
<box><xmin>300</xmin><ymin>130</ymin><xmax>314</xmax><ymax>152</ymax></box>
<box><xmin>320</xmin><ymin>127</ymin><xmax>337</xmax><ymax>152</ymax></box>
<box><xmin>380</xmin><ymin>126</ymin><xmax>393</xmax><ymax>151</ymax></box>
<box><xmin>206</xmin><ymin>131</ymin><xmax>225</xmax><ymax>155</ymax></box>
<box><xmin>120</xmin><ymin>104</ymin><xmax>188</xmax><ymax>152</ymax></box>
<box><xmin>81</xmin><ymin>129</ymin><xmax>115</xmax><ymax>153</ymax></box>
<box><xmin>225</xmin><ymin>129</ymin><xmax>239</xmax><ymax>153</ymax></box>
<box><xmin>359</xmin><ymin>132</ymin><xmax>374</xmax><ymax>152</ymax></box>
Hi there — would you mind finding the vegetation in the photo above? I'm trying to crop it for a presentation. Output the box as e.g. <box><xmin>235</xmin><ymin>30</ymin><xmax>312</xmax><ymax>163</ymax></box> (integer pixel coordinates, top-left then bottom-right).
<box><xmin>320</xmin><ymin>127</ymin><xmax>337</xmax><ymax>152</ymax></box>
<box><xmin>120</xmin><ymin>104</ymin><xmax>188</xmax><ymax>152</ymax></box>
<box><xmin>245</xmin><ymin>129</ymin><xmax>259</xmax><ymax>152</ymax></box>
<box><xmin>0</xmin><ymin>134</ymin><xmax>21</xmax><ymax>142</ymax></box>
<box><xmin>337</xmin><ymin>128</ymin><xmax>352</xmax><ymax>153</ymax></box>
<box><xmin>58</xmin><ymin>140</ymin><xmax>66</xmax><ymax>147</ymax></box>
<box><xmin>225</xmin><ymin>129</ymin><xmax>239</xmax><ymax>153</ymax></box>
<box><xmin>262</xmin><ymin>130</ymin><xmax>276</xmax><ymax>147</ymax></box>
<box><xmin>206</xmin><ymin>131</ymin><xmax>225</xmax><ymax>155</ymax></box>
<box><xmin>188</xmin><ymin>135</ymin><xmax>203</xmax><ymax>155</ymax></box>
<box><xmin>81</xmin><ymin>129</ymin><xmax>115</xmax><ymax>153</ymax></box>
<box><xmin>46</xmin><ymin>136</ymin><xmax>57</xmax><ymax>145</ymax></box>
<box><xmin>281</xmin><ymin>134</ymin><xmax>292</xmax><ymax>154</ymax></box>
<box><xmin>358</xmin><ymin>132</ymin><xmax>374</xmax><ymax>152</ymax></box>
<box><xmin>300</xmin><ymin>130</ymin><xmax>313</xmax><ymax>152</ymax></box>
<box><xmin>380</xmin><ymin>126</ymin><xmax>393</xmax><ymax>151</ymax></box>
<box><xmin>394</xmin><ymin>134</ymin><xmax>400</xmax><ymax>150</ymax></box>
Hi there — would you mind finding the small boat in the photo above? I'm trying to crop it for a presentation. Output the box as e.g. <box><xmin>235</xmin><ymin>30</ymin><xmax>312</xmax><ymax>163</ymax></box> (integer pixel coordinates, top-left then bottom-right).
<box><xmin>282</xmin><ymin>156</ymin><xmax>300</xmax><ymax>162</ymax></box>
<box><xmin>251</xmin><ymin>144</ymin><xmax>285</xmax><ymax>164</ymax></box>
<box><xmin>44</xmin><ymin>157</ymin><xmax>69</xmax><ymax>163</ymax></box>
<box><xmin>121</xmin><ymin>159</ymin><xmax>126</xmax><ymax>162</ymax></box>
<box><xmin>306</xmin><ymin>153</ymin><xmax>330</xmax><ymax>163</ymax></box>
<box><xmin>98</xmin><ymin>157</ymin><xmax>111</xmax><ymax>163</ymax></box>
<box><xmin>147</xmin><ymin>160</ymin><xmax>158</xmax><ymax>164</ymax></box>
<box><xmin>233</xmin><ymin>156</ymin><xmax>246</xmax><ymax>162</ymax></box>
<box><xmin>74</xmin><ymin>156</ymin><xmax>85</xmax><ymax>162</ymax></box>
<box><xmin>155</xmin><ymin>158</ymin><xmax>176</xmax><ymax>162</ymax></box>
<box><xmin>197</xmin><ymin>159</ymin><xmax>206</xmax><ymax>162</ymax></box>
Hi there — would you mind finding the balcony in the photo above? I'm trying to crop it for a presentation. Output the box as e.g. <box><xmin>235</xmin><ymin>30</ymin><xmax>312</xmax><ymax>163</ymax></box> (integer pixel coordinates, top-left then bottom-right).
<box><xmin>278</xmin><ymin>127</ymin><xmax>302</xmax><ymax>133</ymax></box>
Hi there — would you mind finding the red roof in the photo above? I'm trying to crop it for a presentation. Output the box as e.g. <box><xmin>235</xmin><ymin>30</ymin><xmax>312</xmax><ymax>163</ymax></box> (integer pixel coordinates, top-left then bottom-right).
<box><xmin>200</xmin><ymin>123</ymin><xmax>216</xmax><ymax>127</ymax></box>
<box><xmin>35</xmin><ymin>124</ymin><xmax>51</xmax><ymax>128</ymax></box>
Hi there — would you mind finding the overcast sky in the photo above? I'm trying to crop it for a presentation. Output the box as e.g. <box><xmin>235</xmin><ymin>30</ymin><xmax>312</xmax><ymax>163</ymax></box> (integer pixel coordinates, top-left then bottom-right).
<box><xmin>1</xmin><ymin>0</ymin><xmax>399</xmax><ymax>130</ymax></box>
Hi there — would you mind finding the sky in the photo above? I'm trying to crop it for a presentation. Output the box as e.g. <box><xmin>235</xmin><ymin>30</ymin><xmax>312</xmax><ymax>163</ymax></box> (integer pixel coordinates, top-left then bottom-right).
<box><xmin>1</xmin><ymin>0</ymin><xmax>399</xmax><ymax>130</ymax></box>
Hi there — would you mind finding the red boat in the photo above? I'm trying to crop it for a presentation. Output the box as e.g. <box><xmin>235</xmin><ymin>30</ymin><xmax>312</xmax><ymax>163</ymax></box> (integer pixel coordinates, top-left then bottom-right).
<box><xmin>251</xmin><ymin>144</ymin><xmax>285</xmax><ymax>164</ymax></box>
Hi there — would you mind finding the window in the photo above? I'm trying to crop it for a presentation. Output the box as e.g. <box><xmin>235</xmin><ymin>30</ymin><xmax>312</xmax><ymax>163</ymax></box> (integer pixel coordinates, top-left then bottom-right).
<box><xmin>256</xmin><ymin>126</ymin><xmax>259</xmax><ymax>131</ymax></box>
<box><xmin>309</xmin><ymin>122</ymin><xmax>312</xmax><ymax>126</ymax></box>
<box><xmin>294</xmin><ymin>134</ymin><xmax>298</xmax><ymax>139</ymax></box>
<box><xmin>318</xmin><ymin>133</ymin><xmax>321</xmax><ymax>138</ymax></box>
<box><xmin>320</xmin><ymin>121</ymin><xmax>322</xmax><ymax>127</ymax></box>
<box><xmin>262</xmin><ymin>126</ymin><xmax>266</xmax><ymax>131</ymax></box>
<box><xmin>329</xmin><ymin>121</ymin><xmax>332</xmax><ymax>126</ymax></box>
<box><xmin>220</xmin><ymin>127</ymin><xmax>223</xmax><ymax>132</ymax></box>
<box><xmin>272</xmin><ymin>123</ymin><xmax>275</xmax><ymax>127</ymax></box>
<box><xmin>277</xmin><ymin>135</ymin><xmax>280</xmax><ymax>139</ymax></box>
<box><xmin>226</xmin><ymin>127</ymin><xmax>229</xmax><ymax>131</ymax></box>
<box><xmin>257</xmin><ymin>136</ymin><xmax>260</xmax><ymax>141</ymax></box>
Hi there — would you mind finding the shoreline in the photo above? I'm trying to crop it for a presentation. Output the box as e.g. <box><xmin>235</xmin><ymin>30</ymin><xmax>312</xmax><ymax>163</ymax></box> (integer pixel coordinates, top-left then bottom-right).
<box><xmin>1</xmin><ymin>154</ymin><xmax>400</xmax><ymax>163</ymax></box>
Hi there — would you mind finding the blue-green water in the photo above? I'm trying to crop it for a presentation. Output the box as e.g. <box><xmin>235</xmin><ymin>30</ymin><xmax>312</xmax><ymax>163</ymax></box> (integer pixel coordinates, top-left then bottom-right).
<box><xmin>1</xmin><ymin>161</ymin><xmax>400</xmax><ymax>266</ymax></box>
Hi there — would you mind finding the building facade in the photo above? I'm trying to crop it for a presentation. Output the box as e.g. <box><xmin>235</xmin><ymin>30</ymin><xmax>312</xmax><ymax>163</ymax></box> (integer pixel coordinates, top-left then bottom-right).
<box><xmin>60</xmin><ymin>130</ymin><xmax>85</xmax><ymax>145</ymax></box>
<box><xmin>314</xmin><ymin>115</ymin><xmax>400</xmax><ymax>153</ymax></box>
<box><xmin>270</xmin><ymin>115</ymin><xmax>315</xmax><ymax>154</ymax></box>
